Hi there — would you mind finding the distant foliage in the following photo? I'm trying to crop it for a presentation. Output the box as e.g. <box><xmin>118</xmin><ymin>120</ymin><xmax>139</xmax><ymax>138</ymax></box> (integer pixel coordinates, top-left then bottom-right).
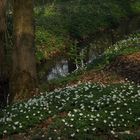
<box><xmin>35</xmin><ymin>0</ymin><xmax>140</xmax><ymax>60</ymax></box>
<box><xmin>105</xmin><ymin>33</ymin><xmax>140</xmax><ymax>56</ymax></box>
<box><xmin>35</xmin><ymin>27</ymin><xmax>69</xmax><ymax>60</ymax></box>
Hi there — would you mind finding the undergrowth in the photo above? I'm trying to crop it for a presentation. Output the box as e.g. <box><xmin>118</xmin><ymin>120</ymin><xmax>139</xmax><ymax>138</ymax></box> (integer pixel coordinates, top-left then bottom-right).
<box><xmin>0</xmin><ymin>82</ymin><xmax>140</xmax><ymax>139</ymax></box>
<box><xmin>40</xmin><ymin>33</ymin><xmax>140</xmax><ymax>91</ymax></box>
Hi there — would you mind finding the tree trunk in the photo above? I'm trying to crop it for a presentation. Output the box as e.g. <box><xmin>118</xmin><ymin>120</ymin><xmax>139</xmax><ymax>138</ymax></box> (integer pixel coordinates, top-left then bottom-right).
<box><xmin>10</xmin><ymin>0</ymin><xmax>37</xmax><ymax>102</ymax></box>
<box><xmin>0</xmin><ymin>0</ymin><xmax>9</xmax><ymax>108</ymax></box>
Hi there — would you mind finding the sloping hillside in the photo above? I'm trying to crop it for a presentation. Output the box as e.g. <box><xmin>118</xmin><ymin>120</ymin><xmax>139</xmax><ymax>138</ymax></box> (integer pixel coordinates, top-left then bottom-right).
<box><xmin>42</xmin><ymin>33</ymin><xmax>140</xmax><ymax>91</ymax></box>
<box><xmin>1</xmin><ymin>33</ymin><xmax>140</xmax><ymax>140</ymax></box>
<box><xmin>109</xmin><ymin>52</ymin><xmax>140</xmax><ymax>83</ymax></box>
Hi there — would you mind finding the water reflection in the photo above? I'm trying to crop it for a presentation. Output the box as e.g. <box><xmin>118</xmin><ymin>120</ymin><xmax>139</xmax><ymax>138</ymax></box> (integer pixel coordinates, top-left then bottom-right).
<box><xmin>47</xmin><ymin>59</ymin><xmax>68</xmax><ymax>80</ymax></box>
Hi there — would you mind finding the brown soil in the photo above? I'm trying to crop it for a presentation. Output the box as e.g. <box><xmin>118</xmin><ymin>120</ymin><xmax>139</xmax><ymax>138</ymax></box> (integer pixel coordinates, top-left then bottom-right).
<box><xmin>79</xmin><ymin>52</ymin><xmax>140</xmax><ymax>85</ymax></box>
<box><xmin>77</xmin><ymin>69</ymin><xmax>124</xmax><ymax>84</ymax></box>
<box><xmin>108</xmin><ymin>52</ymin><xmax>140</xmax><ymax>83</ymax></box>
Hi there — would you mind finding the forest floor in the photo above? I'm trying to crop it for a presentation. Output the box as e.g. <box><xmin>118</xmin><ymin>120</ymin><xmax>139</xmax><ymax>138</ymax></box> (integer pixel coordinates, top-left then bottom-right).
<box><xmin>1</xmin><ymin>51</ymin><xmax>140</xmax><ymax>140</ymax></box>
<box><xmin>1</xmin><ymin>29</ymin><xmax>140</xmax><ymax>140</ymax></box>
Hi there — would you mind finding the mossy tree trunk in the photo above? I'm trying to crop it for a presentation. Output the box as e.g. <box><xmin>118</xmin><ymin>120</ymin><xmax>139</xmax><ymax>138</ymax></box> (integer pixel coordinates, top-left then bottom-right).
<box><xmin>10</xmin><ymin>0</ymin><xmax>37</xmax><ymax>102</ymax></box>
<box><xmin>0</xmin><ymin>0</ymin><xmax>9</xmax><ymax>107</ymax></box>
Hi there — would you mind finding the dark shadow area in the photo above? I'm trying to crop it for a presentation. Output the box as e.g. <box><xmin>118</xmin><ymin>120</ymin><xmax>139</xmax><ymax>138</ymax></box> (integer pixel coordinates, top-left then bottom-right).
<box><xmin>0</xmin><ymin>76</ymin><xmax>9</xmax><ymax>108</ymax></box>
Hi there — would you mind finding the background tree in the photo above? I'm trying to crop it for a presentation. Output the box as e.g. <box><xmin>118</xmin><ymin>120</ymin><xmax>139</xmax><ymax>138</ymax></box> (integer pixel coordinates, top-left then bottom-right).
<box><xmin>0</xmin><ymin>0</ymin><xmax>9</xmax><ymax>107</ymax></box>
<box><xmin>10</xmin><ymin>0</ymin><xmax>37</xmax><ymax>102</ymax></box>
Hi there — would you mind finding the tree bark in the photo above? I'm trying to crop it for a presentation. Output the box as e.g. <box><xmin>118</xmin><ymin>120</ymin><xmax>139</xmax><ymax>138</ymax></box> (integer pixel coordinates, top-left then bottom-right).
<box><xmin>0</xmin><ymin>0</ymin><xmax>9</xmax><ymax>108</ymax></box>
<box><xmin>10</xmin><ymin>0</ymin><xmax>37</xmax><ymax>102</ymax></box>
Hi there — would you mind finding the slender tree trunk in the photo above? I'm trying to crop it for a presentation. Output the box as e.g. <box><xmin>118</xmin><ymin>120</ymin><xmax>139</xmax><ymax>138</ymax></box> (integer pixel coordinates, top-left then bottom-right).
<box><xmin>0</xmin><ymin>0</ymin><xmax>9</xmax><ymax>107</ymax></box>
<box><xmin>10</xmin><ymin>0</ymin><xmax>37</xmax><ymax>102</ymax></box>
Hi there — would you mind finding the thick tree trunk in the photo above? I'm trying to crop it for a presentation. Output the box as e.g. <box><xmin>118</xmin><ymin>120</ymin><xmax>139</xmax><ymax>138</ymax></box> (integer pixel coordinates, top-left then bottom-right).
<box><xmin>10</xmin><ymin>0</ymin><xmax>37</xmax><ymax>102</ymax></box>
<box><xmin>0</xmin><ymin>0</ymin><xmax>9</xmax><ymax>107</ymax></box>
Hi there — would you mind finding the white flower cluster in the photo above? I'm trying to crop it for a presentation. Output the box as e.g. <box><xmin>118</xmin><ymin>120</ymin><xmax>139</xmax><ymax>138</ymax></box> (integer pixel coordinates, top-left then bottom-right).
<box><xmin>105</xmin><ymin>33</ymin><xmax>140</xmax><ymax>55</ymax></box>
<box><xmin>0</xmin><ymin>81</ymin><xmax>140</xmax><ymax>139</ymax></box>
<box><xmin>47</xmin><ymin>82</ymin><xmax>140</xmax><ymax>139</ymax></box>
